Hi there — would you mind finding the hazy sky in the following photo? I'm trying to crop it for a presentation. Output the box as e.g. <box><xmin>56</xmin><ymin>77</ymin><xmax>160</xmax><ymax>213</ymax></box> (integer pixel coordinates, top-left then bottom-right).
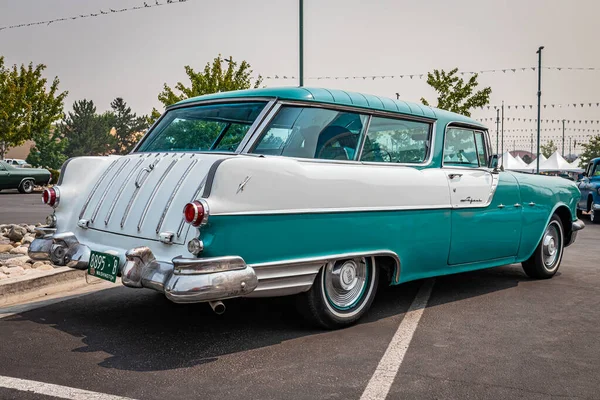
<box><xmin>1</xmin><ymin>0</ymin><xmax>599</xmax><ymax>150</ymax></box>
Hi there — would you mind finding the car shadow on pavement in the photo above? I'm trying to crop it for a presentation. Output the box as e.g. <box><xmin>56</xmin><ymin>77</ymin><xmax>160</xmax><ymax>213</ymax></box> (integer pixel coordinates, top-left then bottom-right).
<box><xmin>3</xmin><ymin>264</ymin><xmax>531</xmax><ymax>372</ymax></box>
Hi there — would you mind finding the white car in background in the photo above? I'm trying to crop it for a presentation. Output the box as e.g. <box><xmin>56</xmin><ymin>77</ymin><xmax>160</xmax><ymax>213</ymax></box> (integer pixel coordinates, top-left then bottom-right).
<box><xmin>3</xmin><ymin>159</ymin><xmax>32</xmax><ymax>168</ymax></box>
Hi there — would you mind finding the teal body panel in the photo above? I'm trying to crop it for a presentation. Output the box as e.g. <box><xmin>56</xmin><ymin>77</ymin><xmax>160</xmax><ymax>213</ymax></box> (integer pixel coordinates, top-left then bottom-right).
<box><xmin>449</xmin><ymin>173</ymin><xmax>522</xmax><ymax>264</ymax></box>
<box><xmin>200</xmin><ymin>209</ymin><xmax>452</xmax><ymax>284</ymax></box>
<box><xmin>511</xmin><ymin>172</ymin><xmax>579</xmax><ymax>260</ymax></box>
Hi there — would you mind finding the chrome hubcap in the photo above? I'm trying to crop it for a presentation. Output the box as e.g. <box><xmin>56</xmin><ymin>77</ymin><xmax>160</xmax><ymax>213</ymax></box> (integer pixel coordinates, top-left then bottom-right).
<box><xmin>325</xmin><ymin>258</ymin><xmax>368</xmax><ymax>309</ymax></box>
<box><xmin>542</xmin><ymin>223</ymin><xmax>561</xmax><ymax>268</ymax></box>
<box><xmin>24</xmin><ymin>181</ymin><xmax>32</xmax><ymax>190</ymax></box>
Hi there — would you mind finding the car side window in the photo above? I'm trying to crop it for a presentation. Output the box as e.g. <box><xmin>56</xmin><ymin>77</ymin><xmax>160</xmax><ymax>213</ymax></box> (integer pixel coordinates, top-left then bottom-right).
<box><xmin>474</xmin><ymin>132</ymin><xmax>487</xmax><ymax>167</ymax></box>
<box><xmin>359</xmin><ymin>117</ymin><xmax>431</xmax><ymax>164</ymax></box>
<box><xmin>443</xmin><ymin>128</ymin><xmax>480</xmax><ymax>167</ymax></box>
<box><xmin>592</xmin><ymin>162</ymin><xmax>600</xmax><ymax>176</ymax></box>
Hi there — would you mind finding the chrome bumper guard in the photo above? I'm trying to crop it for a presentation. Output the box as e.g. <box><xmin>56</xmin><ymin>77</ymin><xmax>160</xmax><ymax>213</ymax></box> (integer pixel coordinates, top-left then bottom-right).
<box><xmin>566</xmin><ymin>218</ymin><xmax>585</xmax><ymax>247</ymax></box>
<box><xmin>28</xmin><ymin>233</ymin><xmax>258</xmax><ymax>303</ymax></box>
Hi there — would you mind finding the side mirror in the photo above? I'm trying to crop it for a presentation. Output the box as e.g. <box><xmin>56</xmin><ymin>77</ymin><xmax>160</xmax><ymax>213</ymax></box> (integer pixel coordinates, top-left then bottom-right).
<box><xmin>488</xmin><ymin>154</ymin><xmax>498</xmax><ymax>169</ymax></box>
<box><xmin>582</xmin><ymin>172</ymin><xmax>588</xmax><ymax>177</ymax></box>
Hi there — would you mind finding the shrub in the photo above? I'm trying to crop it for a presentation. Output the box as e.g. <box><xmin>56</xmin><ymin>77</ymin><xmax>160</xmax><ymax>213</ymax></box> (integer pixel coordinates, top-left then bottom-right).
<box><xmin>49</xmin><ymin>169</ymin><xmax>60</xmax><ymax>184</ymax></box>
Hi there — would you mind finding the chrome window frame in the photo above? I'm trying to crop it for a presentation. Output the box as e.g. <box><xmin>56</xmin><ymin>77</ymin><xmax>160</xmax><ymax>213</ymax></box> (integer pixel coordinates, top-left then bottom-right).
<box><xmin>131</xmin><ymin>98</ymin><xmax>277</xmax><ymax>154</ymax></box>
<box><xmin>441</xmin><ymin>122</ymin><xmax>491</xmax><ymax>170</ymax></box>
<box><xmin>241</xmin><ymin>100</ymin><xmax>436</xmax><ymax>166</ymax></box>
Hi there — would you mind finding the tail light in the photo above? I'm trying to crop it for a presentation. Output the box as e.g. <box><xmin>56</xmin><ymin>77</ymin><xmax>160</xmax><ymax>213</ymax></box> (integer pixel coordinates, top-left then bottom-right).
<box><xmin>42</xmin><ymin>187</ymin><xmax>60</xmax><ymax>208</ymax></box>
<box><xmin>183</xmin><ymin>200</ymin><xmax>209</xmax><ymax>227</ymax></box>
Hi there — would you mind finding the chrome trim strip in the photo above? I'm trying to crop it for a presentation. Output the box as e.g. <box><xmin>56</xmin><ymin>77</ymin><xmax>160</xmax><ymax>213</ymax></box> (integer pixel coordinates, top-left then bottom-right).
<box><xmin>235</xmin><ymin>99</ymin><xmax>277</xmax><ymax>152</ymax></box>
<box><xmin>120</xmin><ymin>158</ymin><xmax>163</xmax><ymax>228</ymax></box>
<box><xmin>249</xmin><ymin>250</ymin><xmax>402</xmax><ymax>284</ymax></box>
<box><xmin>240</xmin><ymin>103</ymin><xmax>282</xmax><ymax>152</ymax></box>
<box><xmin>213</xmin><ymin>204</ymin><xmax>450</xmax><ymax>216</ymax></box>
<box><xmin>355</xmin><ymin>115</ymin><xmax>372</xmax><ymax>161</ymax></box>
<box><xmin>90</xmin><ymin>158</ymin><xmax>131</xmax><ymax>223</ymax></box>
<box><xmin>156</xmin><ymin>159</ymin><xmax>198</xmax><ymax>234</ymax></box>
<box><xmin>177</xmin><ymin>175</ymin><xmax>207</xmax><ymax>237</ymax></box>
<box><xmin>137</xmin><ymin>159</ymin><xmax>178</xmax><ymax>231</ymax></box>
<box><xmin>79</xmin><ymin>159</ymin><xmax>120</xmax><ymax>219</ymax></box>
<box><xmin>104</xmin><ymin>158</ymin><xmax>146</xmax><ymax>225</ymax></box>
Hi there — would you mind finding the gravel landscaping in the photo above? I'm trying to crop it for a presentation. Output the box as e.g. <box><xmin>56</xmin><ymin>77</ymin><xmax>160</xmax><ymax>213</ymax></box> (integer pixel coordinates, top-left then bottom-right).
<box><xmin>0</xmin><ymin>223</ymin><xmax>58</xmax><ymax>281</ymax></box>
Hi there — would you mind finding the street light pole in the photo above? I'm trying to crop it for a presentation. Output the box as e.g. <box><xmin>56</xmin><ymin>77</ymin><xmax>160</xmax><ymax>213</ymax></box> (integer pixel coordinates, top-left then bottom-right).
<box><xmin>299</xmin><ymin>0</ymin><xmax>304</xmax><ymax>87</ymax></box>
<box><xmin>495</xmin><ymin>108</ymin><xmax>500</xmax><ymax>155</ymax></box>
<box><xmin>536</xmin><ymin>46</ymin><xmax>544</xmax><ymax>174</ymax></box>
<box><xmin>561</xmin><ymin>119</ymin><xmax>565</xmax><ymax>157</ymax></box>
<box><xmin>501</xmin><ymin>101</ymin><xmax>504</xmax><ymax>166</ymax></box>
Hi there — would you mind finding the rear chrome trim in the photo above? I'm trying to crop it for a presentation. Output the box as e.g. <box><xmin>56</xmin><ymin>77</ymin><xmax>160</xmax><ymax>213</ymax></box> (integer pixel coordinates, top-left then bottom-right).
<box><xmin>120</xmin><ymin>158</ymin><xmax>163</xmax><ymax>228</ymax></box>
<box><xmin>79</xmin><ymin>159</ymin><xmax>120</xmax><ymax>219</ymax></box>
<box><xmin>177</xmin><ymin>175</ymin><xmax>207</xmax><ymax>238</ymax></box>
<box><xmin>90</xmin><ymin>158</ymin><xmax>131</xmax><ymax>223</ymax></box>
<box><xmin>104</xmin><ymin>158</ymin><xmax>146</xmax><ymax>225</ymax></box>
<box><xmin>156</xmin><ymin>159</ymin><xmax>198</xmax><ymax>234</ymax></box>
<box><xmin>137</xmin><ymin>159</ymin><xmax>178</xmax><ymax>231</ymax></box>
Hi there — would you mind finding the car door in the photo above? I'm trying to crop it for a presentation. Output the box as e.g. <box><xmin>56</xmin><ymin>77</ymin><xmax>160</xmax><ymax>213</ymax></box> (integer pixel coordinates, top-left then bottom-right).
<box><xmin>443</xmin><ymin>127</ymin><xmax>522</xmax><ymax>265</ymax></box>
<box><xmin>0</xmin><ymin>163</ymin><xmax>10</xmax><ymax>189</ymax></box>
<box><xmin>578</xmin><ymin>162</ymin><xmax>593</xmax><ymax>209</ymax></box>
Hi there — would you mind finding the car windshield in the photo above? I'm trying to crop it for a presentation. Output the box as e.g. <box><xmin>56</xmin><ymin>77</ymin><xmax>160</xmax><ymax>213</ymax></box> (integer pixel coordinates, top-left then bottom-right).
<box><xmin>136</xmin><ymin>102</ymin><xmax>267</xmax><ymax>153</ymax></box>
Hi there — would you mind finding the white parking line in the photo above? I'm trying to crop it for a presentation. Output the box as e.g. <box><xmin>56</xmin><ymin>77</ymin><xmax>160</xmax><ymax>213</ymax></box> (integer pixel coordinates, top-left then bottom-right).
<box><xmin>360</xmin><ymin>279</ymin><xmax>435</xmax><ymax>400</ymax></box>
<box><xmin>0</xmin><ymin>375</ymin><xmax>137</xmax><ymax>400</ymax></box>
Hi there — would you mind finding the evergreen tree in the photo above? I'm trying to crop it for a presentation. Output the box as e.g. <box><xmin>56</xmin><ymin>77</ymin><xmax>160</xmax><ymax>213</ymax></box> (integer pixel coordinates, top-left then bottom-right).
<box><xmin>110</xmin><ymin>97</ymin><xmax>148</xmax><ymax>154</ymax></box>
<box><xmin>61</xmin><ymin>99</ymin><xmax>113</xmax><ymax>157</ymax></box>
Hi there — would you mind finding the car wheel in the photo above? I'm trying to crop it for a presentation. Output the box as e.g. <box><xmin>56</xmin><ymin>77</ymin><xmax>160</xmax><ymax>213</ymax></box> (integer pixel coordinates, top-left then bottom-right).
<box><xmin>297</xmin><ymin>256</ymin><xmax>379</xmax><ymax>329</ymax></box>
<box><xmin>18</xmin><ymin>179</ymin><xmax>34</xmax><ymax>194</ymax></box>
<box><xmin>522</xmin><ymin>214</ymin><xmax>564</xmax><ymax>279</ymax></box>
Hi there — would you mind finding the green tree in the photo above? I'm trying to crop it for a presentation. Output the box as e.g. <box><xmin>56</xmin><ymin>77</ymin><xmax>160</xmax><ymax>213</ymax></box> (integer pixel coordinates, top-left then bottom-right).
<box><xmin>420</xmin><ymin>68</ymin><xmax>491</xmax><ymax>117</ymax></box>
<box><xmin>540</xmin><ymin>140</ymin><xmax>557</xmax><ymax>158</ymax></box>
<box><xmin>150</xmin><ymin>55</ymin><xmax>262</xmax><ymax>121</ymax></box>
<box><xmin>579</xmin><ymin>135</ymin><xmax>600</xmax><ymax>167</ymax></box>
<box><xmin>61</xmin><ymin>99</ymin><xmax>113</xmax><ymax>157</ymax></box>
<box><xmin>110</xmin><ymin>97</ymin><xmax>148</xmax><ymax>154</ymax></box>
<box><xmin>0</xmin><ymin>56</ymin><xmax>67</xmax><ymax>159</ymax></box>
<box><xmin>26</xmin><ymin>127</ymin><xmax>68</xmax><ymax>169</ymax></box>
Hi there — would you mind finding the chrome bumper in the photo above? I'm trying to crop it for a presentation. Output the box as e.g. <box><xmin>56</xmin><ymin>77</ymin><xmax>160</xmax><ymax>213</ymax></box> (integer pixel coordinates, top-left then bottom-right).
<box><xmin>28</xmin><ymin>233</ymin><xmax>258</xmax><ymax>303</ymax></box>
<box><xmin>566</xmin><ymin>218</ymin><xmax>585</xmax><ymax>247</ymax></box>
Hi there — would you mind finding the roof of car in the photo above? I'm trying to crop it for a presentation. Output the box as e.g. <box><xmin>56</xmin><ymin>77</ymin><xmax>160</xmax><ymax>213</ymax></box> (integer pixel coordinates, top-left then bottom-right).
<box><xmin>173</xmin><ymin>87</ymin><xmax>484</xmax><ymax>128</ymax></box>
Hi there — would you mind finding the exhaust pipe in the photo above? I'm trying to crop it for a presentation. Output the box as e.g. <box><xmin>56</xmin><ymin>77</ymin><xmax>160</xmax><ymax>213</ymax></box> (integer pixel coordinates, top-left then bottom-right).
<box><xmin>209</xmin><ymin>300</ymin><xmax>226</xmax><ymax>315</ymax></box>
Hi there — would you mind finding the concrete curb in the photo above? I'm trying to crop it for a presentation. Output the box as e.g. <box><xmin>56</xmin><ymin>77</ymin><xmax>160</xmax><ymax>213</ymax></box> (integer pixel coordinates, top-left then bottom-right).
<box><xmin>0</xmin><ymin>267</ymin><xmax>100</xmax><ymax>307</ymax></box>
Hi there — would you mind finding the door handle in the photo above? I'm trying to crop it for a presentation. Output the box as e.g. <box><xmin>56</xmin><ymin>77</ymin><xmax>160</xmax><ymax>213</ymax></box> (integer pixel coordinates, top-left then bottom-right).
<box><xmin>498</xmin><ymin>204</ymin><xmax>505</xmax><ymax>209</ymax></box>
<box><xmin>448</xmin><ymin>173</ymin><xmax>463</xmax><ymax>179</ymax></box>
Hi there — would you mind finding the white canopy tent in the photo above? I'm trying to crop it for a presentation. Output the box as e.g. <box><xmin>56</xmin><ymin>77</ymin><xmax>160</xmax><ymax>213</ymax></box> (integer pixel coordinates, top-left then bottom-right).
<box><xmin>538</xmin><ymin>151</ymin><xmax>578</xmax><ymax>172</ymax></box>
<box><xmin>500</xmin><ymin>152</ymin><xmax>530</xmax><ymax>171</ymax></box>
<box><xmin>525</xmin><ymin>154</ymin><xmax>547</xmax><ymax>172</ymax></box>
<box><xmin>569</xmin><ymin>158</ymin><xmax>585</xmax><ymax>172</ymax></box>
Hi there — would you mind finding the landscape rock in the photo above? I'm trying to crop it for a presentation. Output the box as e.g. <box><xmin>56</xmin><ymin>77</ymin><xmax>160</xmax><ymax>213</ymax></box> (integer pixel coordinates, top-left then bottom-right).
<box><xmin>9</xmin><ymin>246</ymin><xmax>28</xmax><ymax>255</ymax></box>
<box><xmin>7</xmin><ymin>226</ymin><xmax>27</xmax><ymax>242</ymax></box>
<box><xmin>0</xmin><ymin>266</ymin><xmax>10</xmax><ymax>274</ymax></box>
<box><xmin>27</xmin><ymin>225</ymin><xmax>36</xmax><ymax>233</ymax></box>
<box><xmin>32</xmin><ymin>261</ymin><xmax>49</xmax><ymax>269</ymax></box>
<box><xmin>0</xmin><ymin>244</ymin><xmax>13</xmax><ymax>253</ymax></box>
<box><xmin>22</xmin><ymin>235</ymin><xmax>35</xmax><ymax>244</ymax></box>
<box><xmin>0</xmin><ymin>272</ymin><xmax>8</xmax><ymax>280</ymax></box>
<box><xmin>6</xmin><ymin>266</ymin><xmax>25</xmax><ymax>276</ymax></box>
<box><xmin>4</xmin><ymin>256</ymin><xmax>31</xmax><ymax>267</ymax></box>
<box><xmin>35</xmin><ymin>264</ymin><xmax>54</xmax><ymax>271</ymax></box>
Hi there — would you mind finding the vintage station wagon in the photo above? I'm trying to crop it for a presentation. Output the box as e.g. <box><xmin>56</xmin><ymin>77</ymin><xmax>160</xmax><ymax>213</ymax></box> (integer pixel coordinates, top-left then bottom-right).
<box><xmin>30</xmin><ymin>87</ymin><xmax>584</xmax><ymax>328</ymax></box>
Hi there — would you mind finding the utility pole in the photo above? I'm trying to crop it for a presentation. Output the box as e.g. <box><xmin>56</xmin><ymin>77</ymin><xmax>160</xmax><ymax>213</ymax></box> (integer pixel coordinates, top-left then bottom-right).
<box><xmin>569</xmin><ymin>137</ymin><xmax>572</xmax><ymax>158</ymax></box>
<box><xmin>299</xmin><ymin>0</ymin><xmax>304</xmax><ymax>87</ymax></box>
<box><xmin>495</xmin><ymin>108</ymin><xmax>500</xmax><ymax>155</ymax></box>
<box><xmin>536</xmin><ymin>46</ymin><xmax>544</xmax><ymax>174</ymax></box>
<box><xmin>501</xmin><ymin>101</ymin><xmax>505</xmax><ymax>166</ymax></box>
<box><xmin>530</xmin><ymin>133</ymin><xmax>533</xmax><ymax>156</ymax></box>
<box><xmin>562</xmin><ymin>119</ymin><xmax>565</xmax><ymax>157</ymax></box>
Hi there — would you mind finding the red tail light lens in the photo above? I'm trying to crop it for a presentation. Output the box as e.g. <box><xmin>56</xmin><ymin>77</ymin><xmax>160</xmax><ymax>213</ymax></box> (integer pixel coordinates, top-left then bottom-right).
<box><xmin>183</xmin><ymin>200</ymin><xmax>209</xmax><ymax>227</ymax></box>
<box><xmin>42</xmin><ymin>187</ymin><xmax>59</xmax><ymax>207</ymax></box>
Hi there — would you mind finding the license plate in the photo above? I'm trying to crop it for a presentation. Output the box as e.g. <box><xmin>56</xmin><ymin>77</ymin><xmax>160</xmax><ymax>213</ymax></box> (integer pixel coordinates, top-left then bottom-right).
<box><xmin>88</xmin><ymin>250</ymin><xmax>120</xmax><ymax>283</ymax></box>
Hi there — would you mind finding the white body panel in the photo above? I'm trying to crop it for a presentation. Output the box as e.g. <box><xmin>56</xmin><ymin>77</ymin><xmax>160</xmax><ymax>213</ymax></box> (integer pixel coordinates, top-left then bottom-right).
<box><xmin>208</xmin><ymin>157</ymin><xmax>452</xmax><ymax>215</ymax></box>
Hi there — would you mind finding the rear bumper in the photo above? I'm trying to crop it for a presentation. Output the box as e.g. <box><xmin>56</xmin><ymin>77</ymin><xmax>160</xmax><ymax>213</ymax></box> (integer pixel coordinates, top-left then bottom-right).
<box><xmin>28</xmin><ymin>233</ymin><xmax>258</xmax><ymax>303</ymax></box>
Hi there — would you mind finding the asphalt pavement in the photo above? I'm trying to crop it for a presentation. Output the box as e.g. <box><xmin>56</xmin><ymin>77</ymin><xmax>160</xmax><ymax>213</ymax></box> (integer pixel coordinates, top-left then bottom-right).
<box><xmin>0</xmin><ymin>190</ymin><xmax>49</xmax><ymax>225</ymax></box>
<box><xmin>0</xmin><ymin>216</ymin><xmax>598</xmax><ymax>399</ymax></box>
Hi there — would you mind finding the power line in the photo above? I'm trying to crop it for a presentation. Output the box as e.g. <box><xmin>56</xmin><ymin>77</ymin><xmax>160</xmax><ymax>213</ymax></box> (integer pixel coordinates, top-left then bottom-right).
<box><xmin>0</xmin><ymin>0</ymin><xmax>189</xmax><ymax>31</ymax></box>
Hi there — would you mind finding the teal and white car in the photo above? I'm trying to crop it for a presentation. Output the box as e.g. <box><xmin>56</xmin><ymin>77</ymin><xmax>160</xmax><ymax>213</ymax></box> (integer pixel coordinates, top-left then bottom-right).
<box><xmin>29</xmin><ymin>88</ymin><xmax>584</xmax><ymax>328</ymax></box>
